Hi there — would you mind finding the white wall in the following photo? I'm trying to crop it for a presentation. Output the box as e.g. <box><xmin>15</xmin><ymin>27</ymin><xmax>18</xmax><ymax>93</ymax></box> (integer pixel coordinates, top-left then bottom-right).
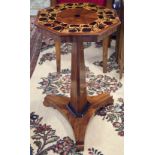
<box><xmin>30</xmin><ymin>0</ymin><xmax>50</xmax><ymax>15</ymax></box>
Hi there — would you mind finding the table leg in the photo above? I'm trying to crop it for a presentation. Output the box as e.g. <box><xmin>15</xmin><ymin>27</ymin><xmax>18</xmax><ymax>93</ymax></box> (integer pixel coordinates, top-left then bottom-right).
<box><xmin>43</xmin><ymin>38</ymin><xmax>113</xmax><ymax>151</ymax></box>
<box><xmin>115</xmin><ymin>26</ymin><xmax>120</xmax><ymax>64</ymax></box>
<box><xmin>55</xmin><ymin>40</ymin><xmax>61</xmax><ymax>73</ymax></box>
<box><xmin>30</xmin><ymin>28</ymin><xmax>42</xmax><ymax>78</ymax></box>
<box><xmin>118</xmin><ymin>25</ymin><xmax>124</xmax><ymax>79</ymax></box>
<box><xmin>103</xmin><ymin>37</ymin><xmax>109</xmax><ymax>73</ymax></box>
<box><xmin>70</xmin><ymin>38</ymin><xmax>87</xmax><ymax>113</ymax></box>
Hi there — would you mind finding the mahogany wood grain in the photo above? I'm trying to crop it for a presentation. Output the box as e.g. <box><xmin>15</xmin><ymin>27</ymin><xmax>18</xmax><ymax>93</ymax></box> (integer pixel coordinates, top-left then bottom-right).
<box><xmin>57</xmin><ymin>8</ymin><xmax>98</xmax><ymax>25</ymax></box>
<box><xmin>106</xmin><ymin>0</ymin><xmax>113</xmax><ymax>8</ymax></box>
<box><xmin>102</xmin><ymin>37</ymin><xmax>109</xmax><ymax>73</ymax></box>
<box><xmin>118</xmin><ymin>20</ymin><xmax>124</xmax><ymax>78</ymax></box>
<box><xmin>43</xmin><ymin>93</ymin><xmax>113</xmax><ymax>151</ymax></box>
<box><xmin>70</xmin><ymin>37</ymin><xmax>87</xmax><ymax>113</ymax></box>
<box><xmin>115</xmin><ymin>0</ymin><xmax>124</xmax><ymax>78</ymax></box>
<box><xmin>55</xmin><ymin>40</ymin><xmax>61</xmax><ymax>72</ymax></box>
<box><xmin>43</xmin><ymin>95</ymin><xmax>70</xmax><ymax>109</ymax></box>
<box><xmin>50</xmin><ymin>0</ymin><xmax>57</xmax><ymax>6</ymax></box>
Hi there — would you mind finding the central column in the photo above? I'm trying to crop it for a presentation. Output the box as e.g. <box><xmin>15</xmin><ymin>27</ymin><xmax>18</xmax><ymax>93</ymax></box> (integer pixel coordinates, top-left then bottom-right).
<box><xmin>70</xmin><ymin>37</ymin><xmax>87</xmax><ymax>114</ymax></box>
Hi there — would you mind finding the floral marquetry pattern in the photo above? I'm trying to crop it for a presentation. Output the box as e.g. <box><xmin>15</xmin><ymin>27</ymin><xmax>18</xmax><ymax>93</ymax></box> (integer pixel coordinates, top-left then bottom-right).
<box><xmin>38</xmin><ymin>68</ymin><xmax>122</xmax><ymax>96</ymax></box>
<box><xmin>36</xmin><ymin>3</ymin><xmax>120</xmax><ymax>34</ymax></box>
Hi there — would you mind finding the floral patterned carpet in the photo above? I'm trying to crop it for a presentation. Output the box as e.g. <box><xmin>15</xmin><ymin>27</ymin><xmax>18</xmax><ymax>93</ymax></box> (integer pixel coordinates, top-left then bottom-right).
<box><xmin>30</xmin><ymin>17</ymin><xmax>124</xmax><ymax>155</ymax></box>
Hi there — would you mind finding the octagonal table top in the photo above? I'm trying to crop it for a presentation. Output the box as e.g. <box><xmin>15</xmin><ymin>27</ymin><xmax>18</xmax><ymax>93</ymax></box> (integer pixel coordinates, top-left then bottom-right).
<box><xmin>35</xmin><ymin>3</ymin><xmax>121</xmax><ymax>37</ymax></box>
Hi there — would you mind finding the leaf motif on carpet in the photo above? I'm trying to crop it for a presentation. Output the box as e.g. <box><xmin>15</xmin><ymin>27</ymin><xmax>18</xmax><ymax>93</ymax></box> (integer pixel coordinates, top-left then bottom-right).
<box><xmin>30</xmin><ymin>112</ymin><xmax>104</xmax><ymax>155</ymax></box>
<box><xmin>96</xmin><ymin>98</ymin><xmax>124</xmax><ymax>136</ymax></box>
<box><xmin>93</xmin><ymin>52</ymin><xmax>119</xmax><ymax>73</ymax></box>
<box><xmin>37</xmin><ymin>68</ymin><xmax>122</xmax><ymax>96</ymax></box>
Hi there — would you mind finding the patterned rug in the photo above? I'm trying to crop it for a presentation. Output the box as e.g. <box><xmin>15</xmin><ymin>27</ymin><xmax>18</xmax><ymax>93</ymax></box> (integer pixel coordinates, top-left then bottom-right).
<box><xmin>30</xmin><ymin>16</ymin><xmax>124</xmax><ymax>155</ymax></box>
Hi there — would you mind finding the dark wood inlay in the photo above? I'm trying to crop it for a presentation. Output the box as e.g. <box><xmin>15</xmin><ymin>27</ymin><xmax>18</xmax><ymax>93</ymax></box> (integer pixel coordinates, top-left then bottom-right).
<box><xmin>56</xmin><ymin>8</ymin><xmax>98</xmax><ymax>25</ymax></box>
<box><xmin>36</xmin><ymin>3</ymin><xmax>120</xmax><ymax>34</ymax></box>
